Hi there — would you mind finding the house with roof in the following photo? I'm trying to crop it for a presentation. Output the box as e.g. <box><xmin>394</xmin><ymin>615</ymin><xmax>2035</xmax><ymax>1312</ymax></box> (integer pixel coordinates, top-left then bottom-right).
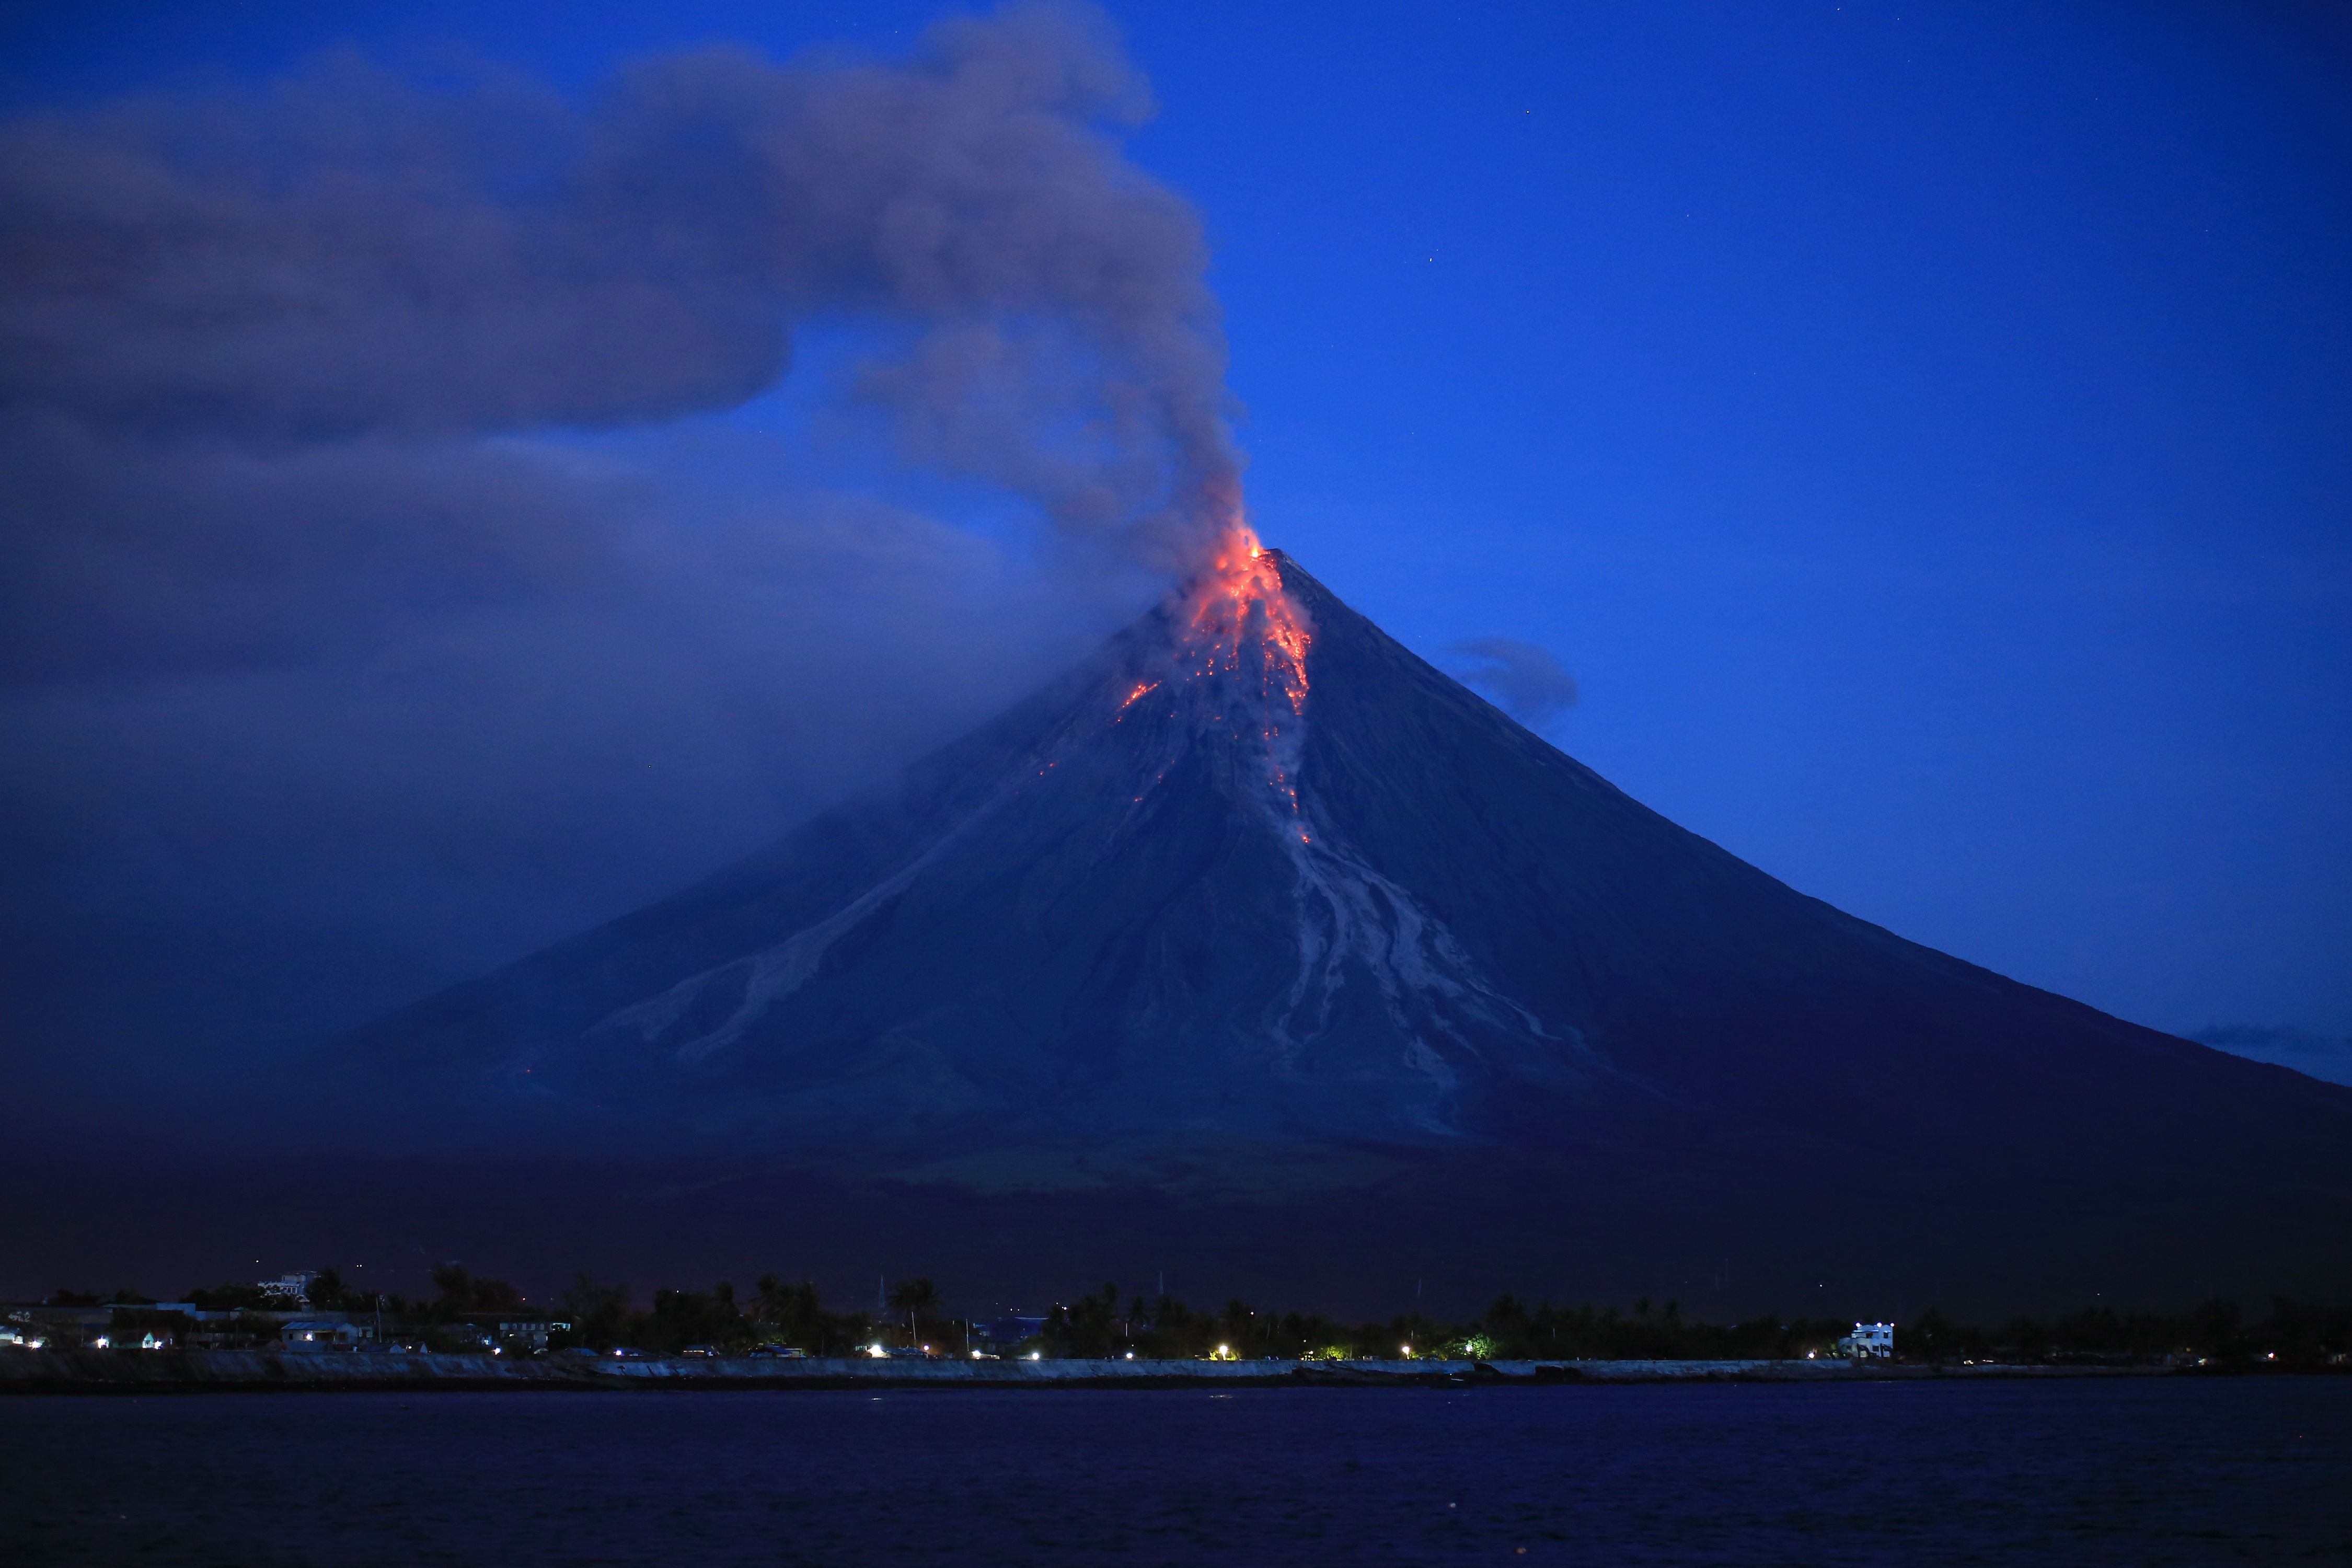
<box><xmin>1836</xmin><ymin>1322</ymin><xmax>1895</xmax><ymax>1358</ymax></box>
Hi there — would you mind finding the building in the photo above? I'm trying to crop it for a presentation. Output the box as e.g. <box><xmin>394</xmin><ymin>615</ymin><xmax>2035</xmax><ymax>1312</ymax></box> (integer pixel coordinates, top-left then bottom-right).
<box><xmin>280</xmin><ymin>1318</ymin><xmax>373</xmax><ymax>1349</ymax></box>
<box><xmin>7</xmin><ymin>1305</ymin><xmax>116</xmax><ymax>1349</ymax></box>
<box><xmin>1836</xmin><ymin>1322</ymin><xmax>1896</xmax><ymax>1358</ymax></box>
<box><xmin>260</xmin><ymin>1272</ymin><xmax>325</xmax><ymax>1308</ymax></box>
<box><xmin>973</xmin><ymin>1316</ymin><xmax>1047</xmax><ymax>1355</ymax></box>
<box><xmin>490</xmin><ymin>1317</ymin><xmax>572</xmax><ymax>1351</ymax></box>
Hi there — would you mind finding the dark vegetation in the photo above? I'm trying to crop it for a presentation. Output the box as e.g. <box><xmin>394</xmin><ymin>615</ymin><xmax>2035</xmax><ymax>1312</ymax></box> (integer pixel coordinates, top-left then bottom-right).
<box><xmin>1894</xmin><ymin>1298</ymin><xmax>2352</xmax><ymax>1366</ymax></box>
<box><xmin>548</xmin><ymin>1274</ymin><xmax>886</xmax><ymax>1358</ymax></box>
<box><xmin>44</xmin><ymin>1289</ymin><xmax>150</xmax><ymax>1308</ymax></box>
<box><xmin>20</xmin><ymin>1271</ymin><xmax>2349</xmax><ymax>1366</ymax></box>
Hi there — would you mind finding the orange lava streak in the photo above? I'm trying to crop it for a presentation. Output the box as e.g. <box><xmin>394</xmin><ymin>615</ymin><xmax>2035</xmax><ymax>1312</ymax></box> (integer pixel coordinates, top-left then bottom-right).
<box><xmin>1182</xmin><ymin>523</ymin><xmax>1311</xmax><ymax>716</ymax></box>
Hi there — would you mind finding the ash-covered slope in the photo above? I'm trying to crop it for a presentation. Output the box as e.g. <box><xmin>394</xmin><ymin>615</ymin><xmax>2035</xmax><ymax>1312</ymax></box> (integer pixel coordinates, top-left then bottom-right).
<box><xmin>337</xmin><ymin>552</ymin><xmax>2352</xmax><ymax>1215</ymax></box>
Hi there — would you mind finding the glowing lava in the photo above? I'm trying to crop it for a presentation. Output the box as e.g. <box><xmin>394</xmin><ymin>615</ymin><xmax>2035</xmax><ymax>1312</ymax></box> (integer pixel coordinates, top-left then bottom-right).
<box><xmin>1180</xmin><ymin>523</ymin><xmax>1312</xmax><ymax>716</ymax></box>
<box><xmin>1153</xmin><ymin>520</ymin><xmax>1317</xmax><ymax>827</ymax></box>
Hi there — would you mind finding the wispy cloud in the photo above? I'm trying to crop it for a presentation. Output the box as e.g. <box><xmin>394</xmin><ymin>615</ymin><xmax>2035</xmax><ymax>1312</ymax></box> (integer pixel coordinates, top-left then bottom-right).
<box><xmin>1446</xmin><ymin>637</ymin><xmax>1579</xmax><ymax>728</ymax></box>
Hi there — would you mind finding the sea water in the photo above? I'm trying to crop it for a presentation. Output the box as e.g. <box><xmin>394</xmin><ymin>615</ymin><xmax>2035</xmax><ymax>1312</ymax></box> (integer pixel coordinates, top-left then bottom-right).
<box><xmin>3</xmin><ymin>1377</ymin><xmax>2346</xmax><ymax>1564</ymax></box>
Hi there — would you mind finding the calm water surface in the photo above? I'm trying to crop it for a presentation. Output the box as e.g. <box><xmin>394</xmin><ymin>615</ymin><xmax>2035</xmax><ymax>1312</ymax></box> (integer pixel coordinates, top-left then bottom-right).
<box><xmin>2</xmin><ymin>1378</ymin><xmax>2347</xmax><ymax>1565</ymax></box>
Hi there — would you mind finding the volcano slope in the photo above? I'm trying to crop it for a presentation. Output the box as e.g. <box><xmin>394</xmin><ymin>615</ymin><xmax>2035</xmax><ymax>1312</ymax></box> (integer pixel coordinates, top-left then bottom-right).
<box><xmin>321</xmin><ymin>550</ymin><xmax>2352</xmax><ymax>1311</ymax></box>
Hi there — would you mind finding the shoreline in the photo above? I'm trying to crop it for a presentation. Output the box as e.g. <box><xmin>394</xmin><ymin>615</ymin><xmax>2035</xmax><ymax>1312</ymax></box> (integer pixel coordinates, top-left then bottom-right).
<box><xmin>0</xmin><ymin>1350</ymin><xmax>2233</xmax><ymax>1394</ymax></box>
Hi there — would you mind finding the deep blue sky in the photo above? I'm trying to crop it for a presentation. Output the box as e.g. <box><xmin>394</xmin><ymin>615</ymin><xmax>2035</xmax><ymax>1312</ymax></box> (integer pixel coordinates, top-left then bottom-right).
<box><xmin>4</xmin><ymin>0</ymin><xmax>2347</xmax><ymax>1052</ymax></box>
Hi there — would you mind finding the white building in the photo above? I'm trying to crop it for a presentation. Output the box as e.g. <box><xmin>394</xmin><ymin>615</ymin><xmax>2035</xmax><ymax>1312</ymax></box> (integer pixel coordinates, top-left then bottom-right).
<box><xmin>260</xmin><ymin>1272</ymin><xmax>324</xmax><ymax>1307</ymax></box>
<box><xmin>1836</xmin><ymin>1322</ymin><xmax>1895</xmax><ymax>1358</ymax></box>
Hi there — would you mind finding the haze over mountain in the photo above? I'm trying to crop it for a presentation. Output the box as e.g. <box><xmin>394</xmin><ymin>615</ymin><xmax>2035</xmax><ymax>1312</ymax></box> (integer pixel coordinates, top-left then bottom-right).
<box><xmin>284</xmin><ymin>549</ymin><xmax>2352</xmax><ymax>1313</ymax></box>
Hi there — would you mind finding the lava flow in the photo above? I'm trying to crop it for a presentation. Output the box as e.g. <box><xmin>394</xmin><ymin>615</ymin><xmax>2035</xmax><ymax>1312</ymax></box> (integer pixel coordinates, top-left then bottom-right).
<box><xmin>1180</xmin><ymin>523</ymin><xmax>1312</xmax><ymax>715</ymax></box>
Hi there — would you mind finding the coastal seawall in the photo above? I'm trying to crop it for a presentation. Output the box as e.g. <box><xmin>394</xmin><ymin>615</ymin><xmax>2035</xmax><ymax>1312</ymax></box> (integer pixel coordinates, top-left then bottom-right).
<box><xmin>0</xmin><ymin>1352</ymin><xmax>2159</xmax><ymax>1393</ymax></box>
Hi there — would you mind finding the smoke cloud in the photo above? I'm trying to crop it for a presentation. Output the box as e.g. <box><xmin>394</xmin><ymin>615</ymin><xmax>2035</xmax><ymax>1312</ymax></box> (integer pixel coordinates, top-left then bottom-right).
<box><xmin>1447</xmin><ymin>637</ymin><xmax>1580</xmax><ymax>728</ymax></box>
<box><xmin>0</xmin><ymin>3</ymin><xmax>1245</xmax><ymax>1115</ymax></box>
<box><xmin>1</xmin><ymin>1</ymin><xmax>1238</xmax><ymax>683</ymax></box>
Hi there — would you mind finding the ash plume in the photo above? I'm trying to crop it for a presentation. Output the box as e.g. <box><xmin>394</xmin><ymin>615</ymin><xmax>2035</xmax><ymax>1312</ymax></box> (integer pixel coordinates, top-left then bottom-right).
<box><xmin>1</xmin><ymin>0</ymin><xmax>1239</xmax><ymax>688</ymax></box>
<box><xmin>0</xmin><ymin>2</ymin><xmax>1248</xmax><ymax>1106</ymax></box>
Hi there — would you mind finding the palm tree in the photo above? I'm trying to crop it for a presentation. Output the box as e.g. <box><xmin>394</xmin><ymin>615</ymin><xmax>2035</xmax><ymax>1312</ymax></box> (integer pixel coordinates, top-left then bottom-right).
<box><xmin>887</xmin><ymin>1277</ymin><xmax>942</xmax><ymax>1350</ymax></box>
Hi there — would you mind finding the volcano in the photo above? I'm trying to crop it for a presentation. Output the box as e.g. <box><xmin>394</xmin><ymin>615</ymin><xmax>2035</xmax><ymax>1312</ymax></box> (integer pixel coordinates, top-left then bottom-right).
<box><xmin>324</xmin><ymin>548</ymin><xmax>2352</xmax><ymax>1311</ymax></box>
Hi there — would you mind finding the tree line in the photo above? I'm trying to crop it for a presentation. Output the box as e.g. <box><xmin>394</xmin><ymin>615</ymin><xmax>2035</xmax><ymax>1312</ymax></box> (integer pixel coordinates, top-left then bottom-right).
<box><xmin>34</xmin><ymin>1274</ymin><xmax>2352</xmax><ymax>1365</ymax></box>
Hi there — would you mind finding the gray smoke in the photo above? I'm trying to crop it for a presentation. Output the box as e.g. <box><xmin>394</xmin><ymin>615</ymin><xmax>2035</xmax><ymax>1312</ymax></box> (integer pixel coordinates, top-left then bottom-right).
<box><xmin>1447</xmin><ymin>637</ymin><xmax>1579</xmax><ymax>728</ymax></box>
<box><xmin>1</xmin><ymin>1</ymin><xmax>1237</xmax><ymax>685</ymax></box>
<box><xmin>0</xmin><ymin>2</ymin><xmax>1246</xmax><ymax>1112</ymax></box>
